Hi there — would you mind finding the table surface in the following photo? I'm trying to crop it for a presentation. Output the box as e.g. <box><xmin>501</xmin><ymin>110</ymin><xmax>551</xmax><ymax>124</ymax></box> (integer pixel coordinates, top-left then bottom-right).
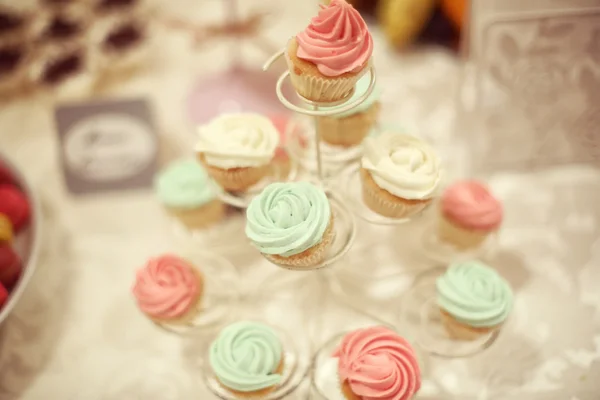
<box><xmin>1</xmin><ymin>1</ymin><xmax>599</xmax><ymax>399</ymax></box>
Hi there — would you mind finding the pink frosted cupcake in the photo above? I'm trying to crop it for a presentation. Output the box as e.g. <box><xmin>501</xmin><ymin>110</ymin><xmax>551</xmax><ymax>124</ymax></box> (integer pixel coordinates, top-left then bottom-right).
<box><xmin>132</xmin><ymin>254</ymin><xmax>203</xmax><ymax>325</ymax></box>
<box><xmin>333</xmin><ymin>326</ymin><xmax>421</xmax><ymax>400</ymax></box>
<box><xmin>286</xmin><ymin>0</ymin><xmax>373</xmax><ymax>103</ymax></box>
<box><xmin>438</xmin><ymin>180</ymin><xmax>503</xmax><ymax>249</ymax></box>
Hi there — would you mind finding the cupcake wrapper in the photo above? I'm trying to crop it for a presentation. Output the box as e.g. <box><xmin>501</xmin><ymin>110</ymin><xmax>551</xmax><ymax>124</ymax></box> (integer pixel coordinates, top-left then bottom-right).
<box><xmin>440</xmin><ymin>310</ymin><xmax>499</xmax><ymax>341</ymax></box>
<box><xmin>148</xmin><ymin>269</ymin><xmax>204</xmax><ymax>326</ymax></box>
<box><xmin>360</xmin><ymin>168</ymin><xmax>430</xmax><ymax>219</ymax></box>
<box><xmin>340</xmin><ymin>379</ymin><xmax>362</xmax><ymax>400</ymax></box>
<box><xmin>168</xmin><ymin>199</ymin><xmax>225</xmax><ymax>230</ymax></box>
<box><xmin>285</xmin><ymin>49</ymin><xmax>367</xmax><ymax>103</ymax></box>
<box><xmin>198</xmin><ymin>154</ymin><xmax>270</xmax><ymax>192</ymax></box>
<box><xmin>263</xmin><ymin>216</ymin><xmax>335</xmax><ymax>270</ymax></box>
<box><xmin>318</xmin><ymin>102</ymin><xmax>380</xmax><ymax>147</ymax></box>
<box><xmin>218</xmin><ymin>356</ymin><xmax>285</xmax><ymax>398</ymax></box>
<box><xmin>437</xmin><ymin>215</ymin><xmax>492</xmax><ymax>250</ymax></box>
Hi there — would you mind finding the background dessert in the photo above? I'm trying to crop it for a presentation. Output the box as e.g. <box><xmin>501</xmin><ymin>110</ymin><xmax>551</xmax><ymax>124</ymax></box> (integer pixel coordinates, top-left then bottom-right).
<box><xmin>436</xmin><ymin>261</ymin><xmax>513</xmax><ymax>341</ymax></box>
<box><xmin>209</xmin><ymin>321</ymin><xmax>284</xmax><ymax>397</ymax></box>
<box><xmin>317</xmin><ymin>74</ymin><xmax>381</xmax><ymax>147</ymax></box>
<box><xmin>286</xmin><ymin>0</ymin><xmax>373</xmax><ymax>103</ymax></box>
<box><xmin>245</xmin><ymin>181</ymin><xmax>334</xmax><ymax>269</ymax></box>
<box><xmin>196</xmin><ymin>113</ymin><xmax>280</xmax><ymax>192</ymax></box>
<box><xmin>154</xmin><ymin>159</ymin><xmax>224</xmax><ymax>230</ymax></box>
<box><xmin>132</xmin><ymin>254</ymin><xmax>204</xmax><ymax>325</ymax></box>
<box><xmin>438</xmin><ymin>180</ymin><xmax>503</xmax><ymax>249</ymax></box>
<box><xmin>0</xmin><ymin>184</ymin><xmax>31</xmax><ymax>233</ymax></box>
<box><xmin>361</xmin><ymin>131</ymin><xmax>442</xmax><ymax>218</ymax></box>
<box><xmin>332</xmin><ymin>326</ymin><xmax>421</xmax><ymax>400</ymax></box>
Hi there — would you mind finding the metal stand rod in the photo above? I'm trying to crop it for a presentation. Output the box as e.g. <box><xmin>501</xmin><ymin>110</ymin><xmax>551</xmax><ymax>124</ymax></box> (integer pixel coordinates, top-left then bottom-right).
<box><xmin>225</xmin><ymin>0</ymin><xmax>242</xmax><ymax>67</ymax></box>
<box><xmin>313</xmin><ymin>104</ymin><xmax>324</xmax><ymax>183</ymax></box>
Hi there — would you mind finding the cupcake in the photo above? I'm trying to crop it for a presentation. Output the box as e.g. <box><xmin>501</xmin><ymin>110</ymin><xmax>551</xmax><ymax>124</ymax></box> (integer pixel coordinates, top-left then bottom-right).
<box><xmin>245</xmin><ymin>182</ymin><xmax>334</xmax><ymax>269</ymax></box>
<box><xmin>154</xmin><ymin>159</ymin><xmax>225</xmax><ymax>230</ymax></box>
<box><xmin>317</xmin><ymin>74</ymin><xmax>381</xmax><ymax>147</ymax></box>
<box><xmin>132</xmin><ymin>254</ymin><xmax>203</xmax><ymax>325</ymax></box>
<box><xmin>438</xmin><ymin>180</ymin><xmax>503</xmax><ymax>249</ymax></box>
<box><xmin>436</xmin><ymin>261</ymin><xmax>513</xmax><ymax>341</ymax></box>
<box><xmin>0</xmin><ymin>184</ymin><xmax>30</xmax><ymax>233</ymax></box>
<box><xmin>0</xmin><ymin>213</ymin><xmax>13</xmax><ymax>243</ymax></box>
<box><xmin>286</xmin><ymin>0</ymin><xmax>373</xmax><ymax>103</ymax></box>
<box><xmin>361</xmin><ymin>132</ymin><xmax>442</xmax><ymax>218</ymax></box>
<box><xmin>333</xmin><ymin>326</ymin><xmax>421</xmax><ymax>400</ymax></box>
<box><xmin>209</xmin><ymin>321</ymin><xmax>284</xmax><ymax>397</ymax></box>
<box><xmin>195</xmin><ymin>113</ymin><xmax>280</xmax><ymax>192</ymax></box>
<box><xmin>0</xmin><ymin>243</ymin><xmax>21</xmax><ymax>289</ymax></box>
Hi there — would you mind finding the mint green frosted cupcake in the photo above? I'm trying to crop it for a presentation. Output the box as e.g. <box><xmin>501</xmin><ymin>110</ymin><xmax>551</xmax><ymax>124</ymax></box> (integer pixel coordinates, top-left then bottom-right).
<box><xmin>209</xmin><ymin>321</ymin><xmax>284</xmax><ymax>397</ymax></box>
<box><xmin>317</xmin><ymin>74</ymin><xmax>381</xmax><ymax>147</ymax></box>
<box><xmin>154</xmin><ymin>159</ymin><xmax>225</xmax><ymax>229</ymax></box>
<box><xmin>436</xmin><ymin>261</ymin><xmax>513</xmax><ymax>341</ymax></box>
<box><xmin>245</xmin><ymin>182</ymin><xmax>334</xmax><ymax>269</ymax></box>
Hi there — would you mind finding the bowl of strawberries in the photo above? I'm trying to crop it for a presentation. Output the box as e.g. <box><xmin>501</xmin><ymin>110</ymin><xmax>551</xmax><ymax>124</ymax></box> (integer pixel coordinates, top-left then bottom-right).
<box><xmin>0</xmin><ymin>153</ymin><xmax>41</xmax><ymax>324</ymax></box>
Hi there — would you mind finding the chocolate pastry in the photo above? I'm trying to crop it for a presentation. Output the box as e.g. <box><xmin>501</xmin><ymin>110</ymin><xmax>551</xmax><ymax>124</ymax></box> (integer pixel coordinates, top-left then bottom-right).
<box><xmin>41</xmin><ymin>51</ymin><xmax>83</xmax><ymax>85</ymax></box>
<box><xmin>0</xmin><ymin>12</ymin><xmax>25</xmax><ymax>35</ymax></box>
<box><xmin>0</xmin><ymin>46</ymin><xmax>23</xmax><ymax>76</ymax></box>
<box><xmin>43</xmin><ymin>16</ymin><xmax>81</xmax><ymax>40</ymax></box>
<box><xmin>103</xmin><ymin>24</ymin><xmax>142</xmax><ymax>51</ymax></box>
<box><xmin>97</xmin><ymin>0</ymin><xmax>137</xmax><ymax>10</ymax></box>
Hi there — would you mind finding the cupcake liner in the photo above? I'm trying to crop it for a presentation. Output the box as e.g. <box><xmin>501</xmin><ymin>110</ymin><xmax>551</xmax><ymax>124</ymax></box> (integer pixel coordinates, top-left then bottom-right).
<box><xmin>198</xmin><ymin>153</ymin><xmax>271</xmax><ymax>192</ymax></box>
<box><xmin>285</xmin><ymin>38</ymin><xmax>368</xmax><ymax>104</ymax></box>
<box><xmin>340</xmin><ymin>379</ymin><xmax>362</xmax><ymax>400</ymax></box>
<box><xmin>440</xmin><ymin>309</ymin><xmax>498</xmax><ymax>341</ymax></box>
<box><xmin>263</xmin><ymin>216</ymin><xmax>335</xmax><ymax>270</ymax></box>
<box><xmin>360</xmin><ymin>168</ymin><xmax>430</xmax><ymax>219</ymax></box>
<box><xmin>217</xmin><ymin>357</ymin><xmax>285</xmax><ymax>398</ymax></box>
<box><xmin>168</xmin><ymin>199</ymin><xmax>226</xmax><ymax>230</ymax></box>
<box><xmin>148</xmin><ymin>268</ymin><xmax>204</xmax><ymax>326</ymax></box>
<box><xmin>437</xmin><ymin>215</ymin><xmax>492</xmax><ymax>250</ymax></box>
<box><xmin>318</xmin><ymin>102</ymin><xmax>380</xmax><ymax>147</ymax></box>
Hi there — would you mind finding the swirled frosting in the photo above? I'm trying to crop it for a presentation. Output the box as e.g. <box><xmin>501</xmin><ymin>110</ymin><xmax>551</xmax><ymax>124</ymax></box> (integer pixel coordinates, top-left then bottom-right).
<box><xmin>132</xmin><ymin>255</ymin><xmax>201</xmax><ymax>319</ymax></box>
<box><xmin>441</xmin><ymin>180</ymin><xmax>502</xmax><ymax>230</ymax></box>
<box><xmin>154</xmin><ymin>159</ymin><xmax>216</xmax><ymax>208</ymax></box>
<box><xmin>362</xmin><ymin>132</ymin><xmax>442</xmax><ymax>200</ymax></box>
<box><xmin>436</xmin><ymin>261</ymin><xmax>513</xmax><ymax>328</ymax></box>
<box><xmin>210</xmin><ymin>321</ymin><xmax>283</xmax><ymax>392</ymax></box>
<box><xmin>195</xmin><ymin>113</ymin><xmax>280</xmax><ymax>169</ymax></box>
<box><xmin>332</xmin><ymin>326</ymin><xmax>421</xmax><ymax>400</ymax></box>
<box><xmin>296</xmin><ymin>0</ymin><xmax>373</xmax><ymax>77</ymax></box>
<box><xmin>245</xmin><ymin>182</ymin><xmax>331</xmax><ymax>257</ymax></box>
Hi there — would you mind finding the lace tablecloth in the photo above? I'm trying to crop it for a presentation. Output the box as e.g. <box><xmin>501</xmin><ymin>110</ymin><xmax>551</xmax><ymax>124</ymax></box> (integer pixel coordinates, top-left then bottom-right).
<box><xmin>0</xmin><ymin>0</ymin><xmax>599</xmax><ymax>399</ymax></box>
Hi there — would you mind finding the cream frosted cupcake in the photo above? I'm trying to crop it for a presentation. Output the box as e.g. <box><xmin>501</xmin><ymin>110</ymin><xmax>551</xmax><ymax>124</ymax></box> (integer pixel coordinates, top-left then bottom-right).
<box><xmin>132</xmin><ymin>254</ymin><xmax>204</xmax><ymax>325</ymax></box>
<box><xmin>436</xmin><ymin>261</ymin><xmax>513</xmax><ymax>341</ymax></box>
<box><xmin>317</xmin><ymin>74</ymin><xmax>381</xmax><ymax>147</ymax></box>
<box><xmin>328</xmin><ymin>326</ymin><xmax>421</xmax><ymax>400</ymax></box>
<box><xmin>245</xmin><ymin>182</ymin><xmax>334</xmax><ymax>269</ymax></box>
<box><xmin>209</xmin><ymin>321</ymin><xmax>284</xmax><ymax>398</ymax></box>
<box><xmin>286</xmin><ymin>0</ymin><xmax>373</xmax><ymax>103</ymax></box>
<box><xmin>361</xmin><ymin>132</ymin><xmax>442</xmax><ymax>218</ymax></box>
<box><xmin>439</xmin><ymin>180</ymin><xmax>503</xmax><ymax>249</ymax></box>
<box><xmin>196</xmin><ymin>113</ymin><xmax>280</xmax><ymax>192</ymax></box>
<box><xmin>154</xmin><ymin>159</ymin><xmax>224</xmax><ymax>230</ymax></box>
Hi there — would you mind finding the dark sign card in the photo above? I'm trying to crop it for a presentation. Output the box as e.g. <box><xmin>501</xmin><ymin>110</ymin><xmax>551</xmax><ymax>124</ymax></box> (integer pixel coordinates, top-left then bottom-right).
<box><xmin>54</xmin><ymin>98</ymin><xmax>158</xmax><ymax>195</ymax></box>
